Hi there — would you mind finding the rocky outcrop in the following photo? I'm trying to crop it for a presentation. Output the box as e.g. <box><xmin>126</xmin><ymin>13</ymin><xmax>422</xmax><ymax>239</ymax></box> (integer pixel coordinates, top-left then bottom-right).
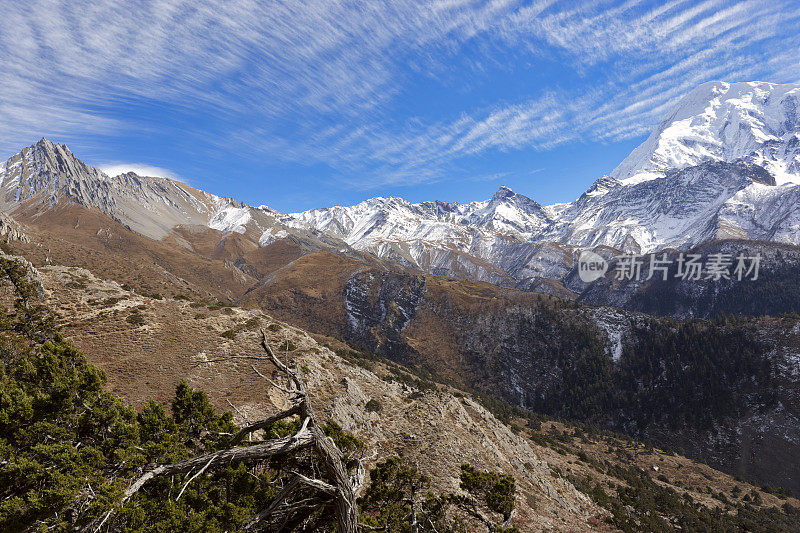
<box><xmin>343</xmin><ymin>271</ymin><xmax>426</xmax><ymax>359</ymax></box>
<box><xmin>0</xmin><ymin>212</ymin><xmax>28</xmax><ymax>243</ymax></box>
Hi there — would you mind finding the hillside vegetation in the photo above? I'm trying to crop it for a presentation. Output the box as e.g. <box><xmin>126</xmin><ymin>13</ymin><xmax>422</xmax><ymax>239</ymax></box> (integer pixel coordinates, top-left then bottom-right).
<box><xmin>0</xmin><ymin>257</ymin><xmax>527</xmax><ymax>532</ymax></box>
<box><xmin>2</xmin><ymin>255</ymin><xmax>800</xmax><ymax>531</ymax></box>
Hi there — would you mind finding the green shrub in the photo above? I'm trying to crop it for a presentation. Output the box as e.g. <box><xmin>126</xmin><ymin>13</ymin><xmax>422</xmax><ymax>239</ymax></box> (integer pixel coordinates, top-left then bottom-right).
<box><xmin>365</xmin><ymin>399</ymin><xmax>382</xmax><ymax>413</ymax></box>
<box><xmin>0</xmin><ymin>258</ymin><xmax>364</xmax><ymax>531</ymax></box>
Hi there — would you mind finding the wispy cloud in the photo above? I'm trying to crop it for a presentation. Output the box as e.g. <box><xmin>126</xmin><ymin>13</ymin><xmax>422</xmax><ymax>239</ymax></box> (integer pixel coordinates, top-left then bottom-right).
<box><xmin>1</xmin><ymin>0</ymin><xmax>798</xmax><ymax>189</ymax></box>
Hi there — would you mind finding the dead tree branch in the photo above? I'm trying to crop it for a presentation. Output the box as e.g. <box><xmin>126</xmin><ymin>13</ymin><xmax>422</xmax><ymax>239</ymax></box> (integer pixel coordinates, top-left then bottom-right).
<box><xmin>175</xmin><ymin>456</ymin><xmax>215</xmax><ymax>501</ymax></box>
<box><xmin>123</xmin><ymin>426</ymin><xmax>314</xmax><ymax>503</ymax></box>
<box><xmin>228</xmin><ymin>403</ymin><xmax>302</xmax><ymax>445</ymax></box>
<box><xmin>113</xmin><ymin>329</ymin><xmax>364</xmax><ymax>533</ymax></box>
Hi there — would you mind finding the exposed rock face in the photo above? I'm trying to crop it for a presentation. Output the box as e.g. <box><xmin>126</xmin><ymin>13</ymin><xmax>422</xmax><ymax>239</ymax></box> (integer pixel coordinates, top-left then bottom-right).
<box><xmin>0</xmin><ymin>249</ymin><xmax>45</xmax><ymax>299</ymax></box>
<box><xmin>0</xmin><ymin>138</ymin><xmax>293</xmax><ymax>242</ymax></box>
<box><xmin>0</xmin><ymin>139</ymin><xmax>216</xmax><ymax>238</ymax></box>
<box><xmin>0</xmin><ymin>213</ymin><xmax>28</xmax><ymax>243</ymax></box>
<box><xmin>343</xmin><ymin>271</ymin><xmax>425</xmax><ymax>359</ymax></box>
<box><xmin>298</xmin><ymin>265</ymin><xmax>800</xmax><ymax>495</ymax></box>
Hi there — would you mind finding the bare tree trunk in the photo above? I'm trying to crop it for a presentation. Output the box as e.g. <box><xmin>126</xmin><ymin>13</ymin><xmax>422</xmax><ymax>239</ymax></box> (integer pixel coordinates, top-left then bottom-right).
<box><xmin>312</xmin><ymin>424</ymin><xmax>361</xmax><ymax>533</ymax></box>
<box><xmin>408</xmin><ymin>482</ymin><xmax>419</xmax><ymax>533</ymax></box>
<box><xmin>258</xmin><ymin>331</ymin><xmax>363</xmax><ymax>533</ymax></box>
<box><xmin>110</xmin><ymin>330</ymin><xmax>365</xmax><ymax>532</ymax></box>
<box><xmin>123</xmin><ymin>428</ymin><xmax>314</xmax><ymax>502</ymax></box>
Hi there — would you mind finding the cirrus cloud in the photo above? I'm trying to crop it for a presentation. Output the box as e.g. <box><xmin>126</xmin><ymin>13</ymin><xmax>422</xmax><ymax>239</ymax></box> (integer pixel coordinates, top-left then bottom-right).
<box><xmin>1</xmin><ymin>0</ymin><xmax>799</xmax><ymax>193</ymax></box>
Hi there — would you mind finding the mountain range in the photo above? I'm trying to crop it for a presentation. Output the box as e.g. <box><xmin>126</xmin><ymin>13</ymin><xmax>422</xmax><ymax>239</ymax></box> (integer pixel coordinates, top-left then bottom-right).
<box><xmin>3</xmin><ymin>81</ymin><xmax>799</xmax><ymax>295</ymax></box>
<box><xmin>3</xmin><ymin>80</ymin><xmax>800</xmax><ymax>497</ymax></box>
<box><xmin>279</xmin><ymin>81</ymin><xmax>800</xmax><ymax>289</ymax></box>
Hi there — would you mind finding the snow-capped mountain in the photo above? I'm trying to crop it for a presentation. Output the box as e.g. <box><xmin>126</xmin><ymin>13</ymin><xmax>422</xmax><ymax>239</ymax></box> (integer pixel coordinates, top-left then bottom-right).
<box><xmin>2</xmin><ymin>81</ymin><xmax>799</xmax><ymax>292</ymax></box>
<box><xmin>546</xmin><ymin>160</ymin><xmax>785</xmax><ymax>252</ymax></box>
<box><xmin>611</xmin><ymin>81</ymin><xmax>800</xmax><ymax>185</ymax></box>
<box><xmin>282</xmin><ymin>81</ymin><xmax>800</xmax><ymax>288</ymax></box>
<box><xmin>285</xmin><ymin>185</ymin><xmax>551</xmax><ymax>244</ymax></box>
<box><xmin>281</xmin><ymin>158</ymin><xmax>800</xmax><ymax>288</ymax></box>
<box><xmin>280</xmin><ymin>186</ymin><xmax>568</xmax><ymax>287</ymax></box>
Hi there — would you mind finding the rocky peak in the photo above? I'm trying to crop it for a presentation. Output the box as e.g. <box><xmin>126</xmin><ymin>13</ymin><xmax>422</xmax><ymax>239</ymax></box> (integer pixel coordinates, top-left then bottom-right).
<box><xmin>31</xmin><ymin>138</ymin><xmax>92</xmax><ymax>177</ymax></box>
<box><xmin>116</xmin><ymin>171</ymin><xmax>144</xmax><ymax>179</ymax></box>
<box><xmin>0</xmin><ymin>213</ymin><xmax>29</xmax><ymax>243</ymax></box>
<box><xmin>492</xmin><ymin>185</ymin><xmax>516</xmax><ymax>200</ymax></box>
<box><xmin>611</xmin><ymin>81</ymin><xmax>800</xmax><ymax>186</ymax></box>
<box><xmin>583</xmin><ymin>175</ymin><xmax>620</xmax><ymax>197</ymax></box>
<box><xmin>0</xmin><ymin>139</ymin><xmax>106</xmax><ymax>209</ymax></box>
<box><xmin>0</xmin><ymin>139</ymin><xmax>230</xmax><ymax>240</ymax></box>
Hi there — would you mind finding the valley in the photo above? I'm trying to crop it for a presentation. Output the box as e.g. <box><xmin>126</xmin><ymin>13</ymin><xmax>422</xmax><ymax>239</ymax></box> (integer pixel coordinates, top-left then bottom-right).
<box><xmin>1</xmin><ymin>79</ymin><xmax>800</xmax><ymax>531</ymax></box>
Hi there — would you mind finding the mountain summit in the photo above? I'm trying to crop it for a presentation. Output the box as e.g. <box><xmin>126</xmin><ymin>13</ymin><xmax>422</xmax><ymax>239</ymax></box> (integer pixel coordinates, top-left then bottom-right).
<box><xmin>0</xmin><ymin>138</ymin><xmax>293</xmax><ymax>240</ymax></box>
<box><xmin>611</xmin><ymin>81</ymin><xmax>800</xmax><ymax>185</ymax></box>
<box><xmin>0</xmin><ymin>138</ymin><xmax>229</xmax><ymax>238</ymax></box>
<box><xmin>492</xmin><ymin>185</ymin><xmax>516</xmax><ymax>199</ymax></box>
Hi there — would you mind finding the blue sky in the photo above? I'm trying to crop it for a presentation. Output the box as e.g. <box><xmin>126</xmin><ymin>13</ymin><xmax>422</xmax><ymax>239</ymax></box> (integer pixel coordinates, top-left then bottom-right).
<box><xmin>2</xmin><ymin>0</ymin><xmax>799</xmax><ymax>212</ymax></box>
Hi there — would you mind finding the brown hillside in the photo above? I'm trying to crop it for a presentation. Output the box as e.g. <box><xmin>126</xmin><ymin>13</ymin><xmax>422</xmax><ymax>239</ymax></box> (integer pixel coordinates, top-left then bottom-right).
<box><xmin>33</xmin><ymin>260</ymin><xmax>800</xmax><ymax>532</ymax></box>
